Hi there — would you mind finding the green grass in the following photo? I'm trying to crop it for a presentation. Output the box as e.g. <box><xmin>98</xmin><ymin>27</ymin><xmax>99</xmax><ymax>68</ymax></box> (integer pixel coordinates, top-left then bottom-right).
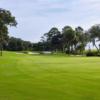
<box><xmin>0</xmin><ymin>52</ymin><xmax>100</xmax><ymax>100</ymax></box>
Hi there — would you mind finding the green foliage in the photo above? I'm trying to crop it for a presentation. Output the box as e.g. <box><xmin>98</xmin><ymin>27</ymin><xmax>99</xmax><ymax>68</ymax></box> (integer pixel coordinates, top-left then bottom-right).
<box><xmin>0</xmin><ymin>8</ymin><xmax>17</xmax><ymax>38</ymax></box>
<box><xmin>1</xmin><ymin>8</ymin><xmax>100</xmax><ymax>56</ymax></box>
<box><xmin>0</xmin><ymin>8</ymin><xmax>17</xmax><ymax>55</ymax></box>
<box><xmin>88</xmin><ymin>24</ymin><xmax>100</xmax><ymax>52</ymax></box>
<box><xmin>42</xmin><ymin>27</ymin><xmax>62</xmax><ymax>51</ymax></box>
<box><xmin>7</xmin><ymin>37</ymin><xmax>33</xmax><ymax>51</ymax></box>
<box><xmin>86</xmin><ymin>50</ymin><xmax>100</xmax><ymax>57</ymax></box>
<box><xmin>41</xmin><ymin>26</ymin><xmax>88</xmax><ymax>54</ymax></box>
<box><xmin>86</xmin><ymin>51</ymin><xmax>98</xmax><ymax>56</ymax></box>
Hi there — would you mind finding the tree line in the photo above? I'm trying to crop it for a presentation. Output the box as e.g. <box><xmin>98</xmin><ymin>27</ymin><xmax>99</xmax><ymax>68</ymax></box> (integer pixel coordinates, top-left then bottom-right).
<box><xmin>40</xmin><ymin>25</ymin><xmax>100</xmax><ymax>54</ymax></box>
<box><xmin>4</xmin><ymin>25</ymin><xmax>100</xmax><ymax>55</ymax></box>
<box><xmin>0</xmin><ymin>8</ymin><xmax>100</xmax><ymax>56</ymax></box>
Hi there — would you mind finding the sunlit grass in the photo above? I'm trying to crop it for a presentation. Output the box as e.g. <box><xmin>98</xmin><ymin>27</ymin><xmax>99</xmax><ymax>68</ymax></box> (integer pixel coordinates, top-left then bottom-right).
<box><xmin>0</xmin><ymin>52</ymin><xmax>100</xmax><ymax>100</ymax></box>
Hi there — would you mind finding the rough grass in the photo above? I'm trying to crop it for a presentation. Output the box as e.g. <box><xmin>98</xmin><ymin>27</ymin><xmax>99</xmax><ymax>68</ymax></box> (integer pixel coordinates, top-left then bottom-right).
<box><xmin>0</xmin><ymin>52</ymin><xmax>100</xmax><ymax>100</ymax></box>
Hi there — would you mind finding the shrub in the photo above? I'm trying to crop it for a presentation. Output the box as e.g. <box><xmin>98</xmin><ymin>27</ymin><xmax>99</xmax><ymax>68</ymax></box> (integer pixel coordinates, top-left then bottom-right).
<box><xmin>97</xmin><ymin>53</ymin><xmax>100</xmax><ymax>57</ymax></box>
<box><xmin>86</xmin><ymin>51</ymin><xmax>98</xmax><ymax>56</ymax></box>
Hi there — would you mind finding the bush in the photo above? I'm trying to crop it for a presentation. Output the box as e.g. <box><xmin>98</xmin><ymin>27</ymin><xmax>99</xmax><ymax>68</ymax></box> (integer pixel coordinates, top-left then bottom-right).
<box><xmin>97</xmin><ymin>53</ymin><xmax>100</xmax><ymax>57</ymax></box>
<box><xmin>86</xmin><ymin>51</ymin><xmax>98</xmax><ymax>56</ymax></box>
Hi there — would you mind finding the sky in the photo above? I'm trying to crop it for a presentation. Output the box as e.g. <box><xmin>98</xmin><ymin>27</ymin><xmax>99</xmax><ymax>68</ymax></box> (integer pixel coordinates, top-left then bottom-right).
<box><xmin>0</xmin><ymin>0</ymin><xmax>100</xmax><ymax>42</ymax></box>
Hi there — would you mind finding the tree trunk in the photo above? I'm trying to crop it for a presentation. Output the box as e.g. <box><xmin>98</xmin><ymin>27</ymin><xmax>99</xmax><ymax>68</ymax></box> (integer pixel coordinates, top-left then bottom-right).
<box><xmin>74</xmin><ymin>44</ymin><xmax>77</xmax><ymax>54</ymax></box>
<box><xmin>94</xmin><ymin>43</ymin><xmax>100</xmax><ymax>53</ymax></box>
<box><xmin>63</xmin><ymin>44</ymin><xmax>66</xmax><ymax>53</ymax></box>
<box><xmin>0</xmin><ymin>47</ymin><xmax>3</xmax><ymax>56</ymax></box>
<box><xmin>0</xmin><ymin>43</ymin><xmax>3</xmax><ymax>56</ymax></box>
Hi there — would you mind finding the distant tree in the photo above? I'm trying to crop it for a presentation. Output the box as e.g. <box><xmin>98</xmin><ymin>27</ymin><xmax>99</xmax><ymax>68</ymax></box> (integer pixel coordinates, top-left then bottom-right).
<box><xmin>23</xmin><ymin>41</ymin><xmax>33</xmax><ymax>51</ymax></box>
<box><xmin>8</xmin><ymin>37</ymin><xmax>17</xmax><ymax>51</ymax></box>
<box><xmin>74</xmin><ymin>26</ymin><xmax>87</xmax><ymax>54</ymax></box>
<box><xmin>8</xmin><ymin>37</ymin><xmax>23</xmax><ymax>51</ymax></box>
<box><xmin>51</xmin><ymin>33</ymin><xmax>62</xmax><ymax>52</ymax></box>
<box><xmin>88</xmin><ymin>24</ymin><xmax>100</xmax><ymax>52</ymax></box>
<box><xmin>42</xmin><ymin>27</ymin><xmax>61</xmax><ymax>52</ymax></box>
<box><xmin>32</xmin><ymin>42</ymin><xmax>44</xmax><ymax>51</ymax></box>
<box><xmin>62</xmin><ymin>26</ymin><xmax>75</xmax><ymax>53</ymax></box>
<box><xmin>8</xmin><ymin>37</ymin><xmax>33</xmax><ymax>51</ymax></box>
<box><xmin>0</xmin><ymin>8</ymin><xmax>17</xmax><ymax>56</ymax></box>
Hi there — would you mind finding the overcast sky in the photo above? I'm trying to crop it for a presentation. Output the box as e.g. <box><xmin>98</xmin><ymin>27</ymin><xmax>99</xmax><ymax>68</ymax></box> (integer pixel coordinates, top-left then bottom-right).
<box><xmin>0</xmin><ymin>0</ymin><xmax>100</xmax><ymax>42</ymax></box>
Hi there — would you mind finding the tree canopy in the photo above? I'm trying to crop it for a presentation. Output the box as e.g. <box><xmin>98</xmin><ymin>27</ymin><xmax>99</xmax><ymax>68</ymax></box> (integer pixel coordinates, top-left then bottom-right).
<box><xmin>1</xmin><ymin>9</ymin><xmax>100</xmax><ymax>56</ymax></box>
<box><xmin>0</xmin><ymin>8</ymin><xmax>17</xmax><ymax>56</ymax></box>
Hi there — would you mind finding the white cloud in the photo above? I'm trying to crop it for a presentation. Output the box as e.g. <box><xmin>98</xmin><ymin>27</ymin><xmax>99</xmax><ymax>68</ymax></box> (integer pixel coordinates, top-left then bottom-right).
<box><xmin>0</xmin><ymin>0</ymin><xmax>100</xmax><ymax>42</ymax></box>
